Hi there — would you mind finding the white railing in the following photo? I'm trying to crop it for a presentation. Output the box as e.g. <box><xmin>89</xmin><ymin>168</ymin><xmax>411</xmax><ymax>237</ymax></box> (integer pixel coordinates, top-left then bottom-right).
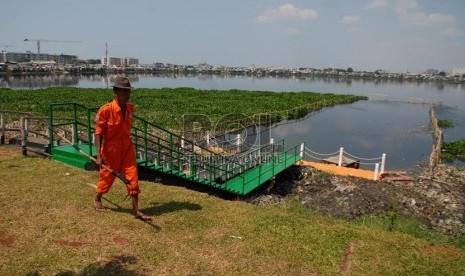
<box><xmin>304</xmin><ymin>146</ymin><xmax>386</xmax><ymax>181</ymax></box>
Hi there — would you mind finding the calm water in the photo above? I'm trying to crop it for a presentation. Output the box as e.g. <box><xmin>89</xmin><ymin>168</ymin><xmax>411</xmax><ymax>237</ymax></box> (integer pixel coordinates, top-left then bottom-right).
<box><xmin>2</xmin><ymin>74</ymin><xmax>465</xmax><ymax>169</ymax></box>
<box><xmin>272</xmin><ymin>101</ymin><xmax>433</xmax><ymax>170</ymax></box>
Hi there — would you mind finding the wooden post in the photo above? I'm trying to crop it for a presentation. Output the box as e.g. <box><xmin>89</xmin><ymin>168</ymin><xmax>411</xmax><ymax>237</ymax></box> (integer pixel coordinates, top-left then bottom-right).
<box><xmin>0</xmin><ymin>112</ymin><xmax>5</xmax><ymax>145</ymax></box>
<box><xmin>236</xmin><ymin>134</ymin><xmax>241</xmax><ymax>153</ymax></box>
<box><xmin>299</xmin><ymin>143</ymin><xmax>304</xmax><ymax>158</ymax></box>
<box><xmin>381</xmin><ymin>153</ymin><xmax>386</xmax><ymax>174</ymax></box>
<box><xmin>374</xmin><ymin>163</ymin><xmax>380</xmax><ymax>181</ymax></box>
<box><xmin>338</xmin><ymin>147</ymin><xmax>344</xmax><ymax>167</ymax></box>
<box><xmin>24</xmin><ymin>117</ymin><xmax>29</xmax><ymax>137</ymax></box>
<box><xmin>45</xmin><ymin>120</ymin><xmax>51</xmax><ymax>154</ymax></box>
<box><xmin>21</xmin><ymin>116</ymin><xmax>27</xmax><ymax>156</ymax></box>
<box><xmin>71</xmin><ymin>126</ymin><xmax>75</xmax><ymax>144</ymax></box>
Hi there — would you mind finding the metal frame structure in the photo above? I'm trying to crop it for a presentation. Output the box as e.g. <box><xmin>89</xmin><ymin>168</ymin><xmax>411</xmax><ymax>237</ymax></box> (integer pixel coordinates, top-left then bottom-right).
<box><xmin>48</xmin><ymin>103</ymin><xmax>304</xmax><ymax>195</ymax></box>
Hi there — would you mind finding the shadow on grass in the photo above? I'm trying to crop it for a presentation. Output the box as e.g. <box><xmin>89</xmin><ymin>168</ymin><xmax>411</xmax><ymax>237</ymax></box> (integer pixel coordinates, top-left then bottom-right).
<box><xmin>103</xmin><ymin>197</ymin><xmax>202</xmax><ymax>231</ymax></box>
<box><xmin>138</xmin><ymin>166</ymin><xmax>243</xmax><ymax>200</ymax></box>
<box><xmin>26</xmin><ymin>255</ymin><xmax>141</xmax><ymax>276</ymax></box>
<box><xmin>104</xmin><ymin>198</ymin><xmax>202</xmax><ymax>216</ymax></box>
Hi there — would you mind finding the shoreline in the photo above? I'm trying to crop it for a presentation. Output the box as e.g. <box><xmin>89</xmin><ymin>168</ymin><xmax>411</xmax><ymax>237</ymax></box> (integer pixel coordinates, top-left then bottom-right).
<box><xmin>249</xmin><ymin>162</ymin><xmax>465</xmax><ymax>239</ymax></box>
<box><xmin>2</xmin><ymin>71</ymin><xmax>465</xmax><ymax>85</ymax></box>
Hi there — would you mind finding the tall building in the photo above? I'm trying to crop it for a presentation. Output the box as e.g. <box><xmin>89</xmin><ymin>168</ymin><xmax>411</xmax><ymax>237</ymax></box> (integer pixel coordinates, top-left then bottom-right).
<box><xmin>50</xmin><ymin>54</ymin><xmax>78</xmax><ymax>64</ymax></box>
<box><xmin>125</xmin><ymin>57</ymin><xmax>139</xmax><ymax>66</ymax></box>
<box><xmin>105</xmin><ymin>42</ymin><xmax>108</xmax><ymax>66</ymax></box>
<box><xmin>0</xmin><ymin>51</ymin><xmax>50</xmax><ymax>62</ymax></box>
<box><xmin>101</xmin><ymin>56</ymin><xmax>139</xmax><ymax>66</ymax></box>
<box><xmin>451</xmin><ymin>67</ymin><xmax>465</xmax><ymax>76</ymax></box>
<box><xmin>102</xmin><ymin>43</ymin><xmax>139</xmax><ymax>67</ymax></box>
<box><xmin>102</xmin><ymin>56</ymin><xmax>122</xmax><ymax>66</ymax></box>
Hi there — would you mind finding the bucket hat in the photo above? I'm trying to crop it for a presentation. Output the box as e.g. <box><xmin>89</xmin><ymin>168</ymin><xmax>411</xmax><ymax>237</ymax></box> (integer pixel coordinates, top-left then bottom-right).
<box><xmin>112</xmin><ymin>76</ymin><xmax>133</xmax><ymax>89</ymax></box>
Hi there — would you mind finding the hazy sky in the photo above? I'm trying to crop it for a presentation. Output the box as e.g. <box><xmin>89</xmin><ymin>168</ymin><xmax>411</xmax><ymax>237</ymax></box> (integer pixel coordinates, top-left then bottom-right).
<box><xmin>1</xmin><ymin>0</ymin><xmax>464</xmax><ymax>72</ymax></box>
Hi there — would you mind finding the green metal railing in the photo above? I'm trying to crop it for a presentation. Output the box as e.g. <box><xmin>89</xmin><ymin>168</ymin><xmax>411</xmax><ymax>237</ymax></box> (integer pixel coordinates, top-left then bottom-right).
<box><xmin>49</xmin><ymin>103</ymin><xmax>96</xmax><ymax>154</ymax></box>
<box><xmin>130</xmin><ymin>113</ymin><xmax>291</xmax><ymax>184</ymax></box>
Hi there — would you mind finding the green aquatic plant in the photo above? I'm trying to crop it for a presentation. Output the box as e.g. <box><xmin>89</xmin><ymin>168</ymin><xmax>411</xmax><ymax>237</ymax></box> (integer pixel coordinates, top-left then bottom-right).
<box><xmin>438</xmin><ymin>119</ymin><xmax>454</xmax><ymax>128</ymax></box>
<box><xmin>0</xmin><ymin>87</ymin><xmax>366</xmax><ymax>131</ymax></box>
<box><xmin>442</xmin><ymin>139</ymin><xmax>465</xmax><ymax>162</ymax></box>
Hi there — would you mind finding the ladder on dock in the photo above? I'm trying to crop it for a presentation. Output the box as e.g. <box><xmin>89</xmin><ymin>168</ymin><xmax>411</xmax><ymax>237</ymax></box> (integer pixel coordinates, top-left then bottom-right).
<box><xmin>49</xmin><ymin>103</ymin><xmax>304</xmax><ymax>196</ymax></box>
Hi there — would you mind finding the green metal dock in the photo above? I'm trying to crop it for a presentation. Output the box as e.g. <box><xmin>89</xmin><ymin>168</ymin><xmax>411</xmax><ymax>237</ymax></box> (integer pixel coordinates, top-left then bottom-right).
<box><xmin>49</xmin><ymin>103</ymin><xmax>304</xmax><ymax>196</ymax></box>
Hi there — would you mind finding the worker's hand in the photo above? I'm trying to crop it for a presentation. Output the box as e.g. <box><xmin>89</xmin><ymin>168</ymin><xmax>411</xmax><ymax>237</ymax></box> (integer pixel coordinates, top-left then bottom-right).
<box><xmin>96</xmin><ymin>155</ymin><xmax>104</xmax><ymax>168</ymax></box>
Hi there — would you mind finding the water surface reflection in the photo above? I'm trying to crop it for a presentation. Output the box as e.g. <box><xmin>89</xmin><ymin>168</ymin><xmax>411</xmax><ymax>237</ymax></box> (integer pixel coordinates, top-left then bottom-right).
<box><xmin>272</xmin><ymin>101</ymin><xmax>433</xmax><ymax>170</ymax></box>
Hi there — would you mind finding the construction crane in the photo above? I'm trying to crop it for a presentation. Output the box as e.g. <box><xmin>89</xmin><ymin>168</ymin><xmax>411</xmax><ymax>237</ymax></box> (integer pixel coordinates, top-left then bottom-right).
<box><xmin>24</xmin><ymin>39</ymin><xmax>81</xmax><ymax>55</ymax></box>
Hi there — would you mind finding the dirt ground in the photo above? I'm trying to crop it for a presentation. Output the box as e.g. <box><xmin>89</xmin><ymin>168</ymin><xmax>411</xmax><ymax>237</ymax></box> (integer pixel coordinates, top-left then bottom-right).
<box><xmin>247</xmin><ymin>163</ymin><xmax>465</xmax><ymax>238</ymax></box>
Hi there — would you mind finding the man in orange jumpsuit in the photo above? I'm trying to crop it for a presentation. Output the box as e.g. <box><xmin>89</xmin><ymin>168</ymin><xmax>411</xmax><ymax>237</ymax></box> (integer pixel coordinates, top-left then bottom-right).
<box><xmin>93</xmin><ymin>76</ymin><xmax>151</xmax><ymax>221</ymax></box>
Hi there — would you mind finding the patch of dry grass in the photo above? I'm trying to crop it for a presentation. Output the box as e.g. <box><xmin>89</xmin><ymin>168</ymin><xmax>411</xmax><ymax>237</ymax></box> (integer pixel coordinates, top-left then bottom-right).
<box><xmin>0</xmin><ymin>145</ymin><xmax>464</xmax><ymax>275</ymax></box>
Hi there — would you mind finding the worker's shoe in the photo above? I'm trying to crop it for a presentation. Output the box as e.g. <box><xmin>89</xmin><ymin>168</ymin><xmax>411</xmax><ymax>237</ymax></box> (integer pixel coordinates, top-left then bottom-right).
<box><xmin>94</xmin><ymin>200</ymin><xmax>106</xmax><ymax>212</ymax></box>
<box><xmin>134</xmin><ymin>211</ymin><xmax>152</xmax><ymax>221</ymax></box>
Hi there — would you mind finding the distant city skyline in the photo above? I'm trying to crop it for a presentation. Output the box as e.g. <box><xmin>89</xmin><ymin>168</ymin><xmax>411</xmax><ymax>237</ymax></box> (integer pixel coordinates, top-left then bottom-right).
<box><xmin>1</xmin><ymin>0</ymin><xmax>464</xmax><ymax>73</ymax></box>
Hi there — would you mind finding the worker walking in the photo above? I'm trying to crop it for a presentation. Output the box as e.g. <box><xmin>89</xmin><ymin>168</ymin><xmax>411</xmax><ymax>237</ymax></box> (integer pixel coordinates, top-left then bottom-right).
<box><xmin>93</xmin><ymin>76</ymin><xmax>151</xmax><ymax>221</ymax></box>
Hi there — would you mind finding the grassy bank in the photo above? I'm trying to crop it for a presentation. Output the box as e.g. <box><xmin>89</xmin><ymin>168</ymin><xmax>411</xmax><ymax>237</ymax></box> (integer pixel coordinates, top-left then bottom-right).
<box><xmin>0</xmin><ymin>87</ymin><xmax>365</xmax><ymax>131</ymax></box>
<box><xmin>0</xmin><ymin>146</ymin><xmax>464</xmax><ymax>275</ymax></box>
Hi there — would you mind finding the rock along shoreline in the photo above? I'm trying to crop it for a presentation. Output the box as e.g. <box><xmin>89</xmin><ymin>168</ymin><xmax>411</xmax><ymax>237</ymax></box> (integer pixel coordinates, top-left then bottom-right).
<box><xmin>248</xmin><ymin>163</ymin><xmax>465</xmax><ymax>238</ymax></box>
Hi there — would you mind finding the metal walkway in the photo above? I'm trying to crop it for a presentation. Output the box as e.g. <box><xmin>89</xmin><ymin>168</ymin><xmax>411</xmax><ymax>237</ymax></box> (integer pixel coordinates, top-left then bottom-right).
<box><xmin>49</xmin><ymin>103</ymin><xmax>304</xmax><ymax>196</ymax></box>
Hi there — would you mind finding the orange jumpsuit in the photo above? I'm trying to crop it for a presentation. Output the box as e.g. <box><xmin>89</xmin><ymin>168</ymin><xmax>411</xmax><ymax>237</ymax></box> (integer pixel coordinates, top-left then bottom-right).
<box><xmin>95</xmin><ymin>99</ymin><xmax>140</xmax><ymax>195</ymax></box>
